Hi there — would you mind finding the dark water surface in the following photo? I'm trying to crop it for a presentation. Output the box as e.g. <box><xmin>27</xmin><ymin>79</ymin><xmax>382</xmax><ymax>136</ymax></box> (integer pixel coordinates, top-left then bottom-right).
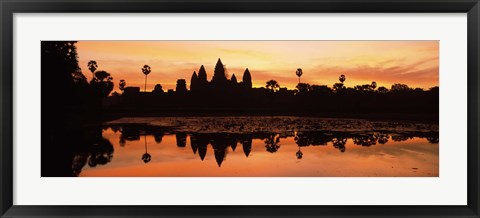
<box><xmin>69</xmin><ymin>117</ymin><xmax>439</xmax><ymax>177</ymax></box>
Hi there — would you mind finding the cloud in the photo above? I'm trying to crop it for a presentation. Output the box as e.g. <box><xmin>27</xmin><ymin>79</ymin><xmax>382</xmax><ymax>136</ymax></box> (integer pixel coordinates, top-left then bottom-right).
<box><xmin>305</xmin><ymin>55</ymin><xmax>439</xmax><ymax>88</ymax></box>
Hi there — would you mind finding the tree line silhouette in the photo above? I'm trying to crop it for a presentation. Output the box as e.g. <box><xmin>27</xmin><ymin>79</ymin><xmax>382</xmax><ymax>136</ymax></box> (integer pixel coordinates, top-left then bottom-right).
<box><xmin>110</xmin><ymin>58</ymin><xmax>438</xmax><ymax>117</ymax></box>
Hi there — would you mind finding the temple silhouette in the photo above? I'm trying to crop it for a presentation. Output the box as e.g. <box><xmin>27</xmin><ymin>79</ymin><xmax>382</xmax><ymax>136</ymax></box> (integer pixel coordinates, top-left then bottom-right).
<box><xmin>119</xmin><ymin>58</ymin><xmax>256</xmax><ymax>104</ymax></box>
<box><xmin>106</xmin><ymin>58</ymin><xmax>439</xmax><ymax>118</ymax></box>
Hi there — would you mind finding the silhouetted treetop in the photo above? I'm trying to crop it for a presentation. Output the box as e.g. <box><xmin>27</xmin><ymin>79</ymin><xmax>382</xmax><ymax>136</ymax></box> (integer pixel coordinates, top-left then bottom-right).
<box><xmin>94</xmin><ymin>70</ymin><xmax>112</xmax><ymax>82</ymax></box>
<box><xmin>266</xmin><ymin>80</ymin><xmax>280</xmax><ymax>92</ymax></box>
<box><xmin>354</xmin><ymin>83</ymin><xmax>376</xmax><ymax>92</ymax></box>
<box><xmin>391</xmin><ymin>83</ymin><xmax>411</xmax><ymax>92</ymax></box>
<box><xmin>91</xmin><ymin>70</ymin><xmax>114</xmax><ymax>97</ymax></box>
<box><xmin>296</xmin><ymin>83</ymin><xmax>311</xmax><ymax>93</ymax></box>
<box><xmin>333</xmin><ymin>83</ymin><xmax>344</xmax><ymax>92</ymax></box>
<box><xmin>153</xmin><ymin>84</ymin><xmax>164</xmax><ymax>93</ymax></box>
<box><xmin>377</xmin><ymin>86</ymin><xmax>389</xmax><ymax>94</ymax></box>
<box><xmin>42</xmin><ymin>41</ymin><xmax>86</xmax><ymax>84</ymax></box>
<box><xmin>311</xmin><ymin>85</ymin><xmax>330</xmax><ymax>93</ymax></box>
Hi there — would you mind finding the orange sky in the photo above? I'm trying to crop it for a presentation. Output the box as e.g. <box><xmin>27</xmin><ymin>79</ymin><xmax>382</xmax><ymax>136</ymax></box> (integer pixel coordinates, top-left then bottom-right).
<box><xmin>76</xmin><ymin>41</ymin><xmax>439</xmax><ymax>93</ymax></box>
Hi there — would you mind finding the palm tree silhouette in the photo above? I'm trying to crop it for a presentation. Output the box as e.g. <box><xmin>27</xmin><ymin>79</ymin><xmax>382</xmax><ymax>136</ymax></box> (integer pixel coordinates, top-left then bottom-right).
<box><xmin>294</xmin><ymin>131</ymin><xmax>303</xmax><ymax>159</ymax></box>
<box><xmin>141</xmin><ymin>65</ymin><xmax>151</xmax><ymax>92</ymax></box>
<box><xmin>119</xmin><ymin>80</ymin><xmax>126</xmax><ymax>93</ymax></box>
<box><xmin>141</xmin><ymin>135</ymin><xmax>151</xmax><ymax>163</ymax></box>
<box><xmin>87</xmin><ymin>60</ymin><xmax>97</xmax><ymax>78</ymax></box>
<box><xmin>295</xmin><ymin>68</ymin><xmax>303</xmax><ymax>84</ymax></box>
<box><xmin>339</xmin><ymin>74</ymin><xmax>346</xmax><ymax>84</ymax></box>
<box><xmin>296</xmin><ymin>147</ymin><xmax>303</xmax><ymax>159</ymax></box>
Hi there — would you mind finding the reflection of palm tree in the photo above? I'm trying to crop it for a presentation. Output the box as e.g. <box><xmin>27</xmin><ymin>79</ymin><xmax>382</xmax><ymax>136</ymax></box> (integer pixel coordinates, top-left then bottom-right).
<box><xmin>141</xmin><ymin>135</ymin><xmax>151</xmax><ymax>163</ymax></box>
<box><xmin>265</xmin><ymin>134</ymin><xmax>281</xmax><ymax>153</ymax></box>
<box><xmin>141</xmin><ymin>65</ymin><xmax>151</xmax><ymax>92</ymax></box>
<box><xmin>296</xmin><ymin>147</ymin><xmax>303</xmax><ymax>159</ymax></box>
<box><xmin>294</xmin><ymin>131</ymin><xmax>303</xmax><ymax>159</ymax></box>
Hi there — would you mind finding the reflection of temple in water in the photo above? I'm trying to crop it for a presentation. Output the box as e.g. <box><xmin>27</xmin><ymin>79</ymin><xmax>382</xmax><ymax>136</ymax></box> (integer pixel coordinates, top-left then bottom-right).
<box><xmin>65</xmin><ymin>124</ymin><xmax>439</xmax><ymax>176</ymax></box>
<box><xmin>116</xmin><ymin>126</ymin><xmax>438</xmax><ymax>164</ymax></box>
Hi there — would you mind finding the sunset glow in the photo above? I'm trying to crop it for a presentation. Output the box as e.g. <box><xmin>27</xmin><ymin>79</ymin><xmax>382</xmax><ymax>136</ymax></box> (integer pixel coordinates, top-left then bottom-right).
<box><xmin>76</xmin><ymin>41</ymin><xmax>439</xmax><ymax>93</ymax></box>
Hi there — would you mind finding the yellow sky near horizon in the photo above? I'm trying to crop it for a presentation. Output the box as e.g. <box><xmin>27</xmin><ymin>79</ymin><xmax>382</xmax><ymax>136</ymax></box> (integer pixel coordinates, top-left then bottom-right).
<box><xmin>76</xmin><ymin>41</ymin><xmax>439</xmax><ymax>93</ymax></box>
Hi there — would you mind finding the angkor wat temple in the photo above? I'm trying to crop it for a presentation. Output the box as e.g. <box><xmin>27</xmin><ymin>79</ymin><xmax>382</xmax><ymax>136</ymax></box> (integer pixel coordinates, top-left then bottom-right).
<box><xmin>105</xmin><ymin>58</ymin><xmax>438</xmax><ymax>118</ymax></box>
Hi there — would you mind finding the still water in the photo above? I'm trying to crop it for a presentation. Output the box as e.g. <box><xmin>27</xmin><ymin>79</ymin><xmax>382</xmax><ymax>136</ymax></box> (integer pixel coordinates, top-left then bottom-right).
<box><xmin>75</xmin><ymin>117</ymin><xmax>439</xmax><ymax>177</ymax></box>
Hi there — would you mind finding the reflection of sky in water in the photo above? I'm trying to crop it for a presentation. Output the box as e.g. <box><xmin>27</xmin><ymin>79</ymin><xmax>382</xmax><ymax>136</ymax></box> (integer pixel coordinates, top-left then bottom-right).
<box><xmin>80</xmin><ymin>128</ymin><xmax>438</xmax><ymax>177</ymax></box>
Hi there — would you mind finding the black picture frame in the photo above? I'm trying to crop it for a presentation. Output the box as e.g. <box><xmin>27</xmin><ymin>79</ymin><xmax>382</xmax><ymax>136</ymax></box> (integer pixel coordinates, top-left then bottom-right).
<box><xmin>1</xmin><ymin>0</ymin><xmax>479</xmax><ymax>217</ymax></box>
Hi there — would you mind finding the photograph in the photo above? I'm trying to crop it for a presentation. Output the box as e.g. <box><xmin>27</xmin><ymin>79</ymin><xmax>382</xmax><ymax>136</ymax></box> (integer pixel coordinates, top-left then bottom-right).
<box><xmin>41</xmin><ymin>40</ymin><xmax>439</xmax><ymax>177</ymax></box>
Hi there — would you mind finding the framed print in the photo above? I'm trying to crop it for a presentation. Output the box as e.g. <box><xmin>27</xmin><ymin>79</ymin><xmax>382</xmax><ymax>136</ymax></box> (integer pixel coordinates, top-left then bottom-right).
<box><xmin>1</xmin><ymin>0</ymin><xmax>479</xmax><ymax>217</ymax></box>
